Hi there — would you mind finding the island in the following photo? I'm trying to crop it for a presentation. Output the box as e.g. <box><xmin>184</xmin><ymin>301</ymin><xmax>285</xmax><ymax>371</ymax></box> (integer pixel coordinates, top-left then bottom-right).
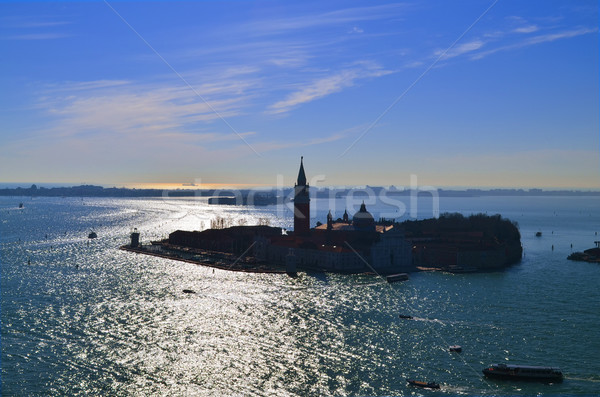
<box><xmin>121</xmin><ymin>158</ymin><xmax>523</xmax><ymax>275</ymax></box>
<box><xmin>121</xmin><ymin>212</ymin><xmax>522</xmax><ymax>275</ymax></box>
<box><xmin>568</xmin><ymin>241</ymin><xmax>600</xmax><ymax>263</ymax></box>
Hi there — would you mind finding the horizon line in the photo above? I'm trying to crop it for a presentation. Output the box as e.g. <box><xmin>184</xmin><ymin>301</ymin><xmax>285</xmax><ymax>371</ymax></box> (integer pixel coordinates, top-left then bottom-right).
<box><xmin>1</xmin><ymin>182</ymin><xmax>599</xmax><ymax>192</ymax></box>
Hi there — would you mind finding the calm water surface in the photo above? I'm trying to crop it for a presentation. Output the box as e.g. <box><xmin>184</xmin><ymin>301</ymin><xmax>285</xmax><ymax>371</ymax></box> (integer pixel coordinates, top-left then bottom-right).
<box><xmin>2</xmin><ymin>195</ymin><xmax>599</xmax><ymax>396</ymax></box>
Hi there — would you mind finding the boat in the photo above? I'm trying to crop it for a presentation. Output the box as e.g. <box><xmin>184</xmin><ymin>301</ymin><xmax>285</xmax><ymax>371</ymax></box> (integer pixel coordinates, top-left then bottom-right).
<box><xmin>449</xmin><ymin>345</ymin><xmax>462</xmax><ymax>352</ymax></box>
<box><xmin>182</xmin><ymin>289</ymin><xmax>196</xmax><ymax>294</ymax></box>
<box><xmin>386</xmin><ymin>273</ymin><xmax>409</xmax><ymax>283</ymax></box>
<box><xmin>407</xmin><ymin>379</ymin><xmax>440</xmax><ymax>389</ymax></box>
<box><xmin>19</xmin><ymin>203</ymin><xmax>23</xmax><ymax>208</ymax></box>
<box><xmin>88</xmin><ymin>231</ymin><xmax>97</xmax><ymax>239</ymax></box>
<box><xmin>482</xmin><ymin>364</ymin><xmax>563</xmax><ymax>382</ymax></box>
<box><xmin>535</xmin><ymin>231</ymin><xmax>542</xmax><ymax>237</ymax></box>
<box><xmin>398</xmin><ymin>314</ymin><xmax>413</xmax><ymax>319</ymax></box>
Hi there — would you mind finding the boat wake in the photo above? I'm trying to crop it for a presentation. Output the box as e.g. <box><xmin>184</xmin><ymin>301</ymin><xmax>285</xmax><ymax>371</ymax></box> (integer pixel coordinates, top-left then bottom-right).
<box><xmin>354</xmin><ymin>282</ymin><xmax>384</xmax><ymax>287</ymax></box>
<box><xmin>564</xmin><ymin>376</ymin><xmax>600</xmax><ymax>383</ymax></box>
<box><xmin>411</xmin><ymin>316</ymin><xmax>445</xmax><ymax>324</ymax></box>
<box><xmin>403</xmin><ymin>316</ymin><xmax>501</xmax><ymax>330</ymax></box>
<box><xmin>441</xmin><ymin>385</ymin><xmax>480</xmax><ymax>395</ymax></box>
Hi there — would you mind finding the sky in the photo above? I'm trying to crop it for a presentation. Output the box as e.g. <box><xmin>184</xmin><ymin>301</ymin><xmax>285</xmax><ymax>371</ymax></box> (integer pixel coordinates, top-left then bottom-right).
<box><xmin>1</xmin><ymin>0</ymin><xmax>598</xmax><ymax>189</ymax></box>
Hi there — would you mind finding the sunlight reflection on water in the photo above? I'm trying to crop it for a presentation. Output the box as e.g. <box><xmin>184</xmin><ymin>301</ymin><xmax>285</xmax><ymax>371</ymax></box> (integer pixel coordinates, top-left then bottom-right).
<box><xmin>1</xmin><ymin>196</ymin><xmax>600</xmax><ymax>395</ymax></box>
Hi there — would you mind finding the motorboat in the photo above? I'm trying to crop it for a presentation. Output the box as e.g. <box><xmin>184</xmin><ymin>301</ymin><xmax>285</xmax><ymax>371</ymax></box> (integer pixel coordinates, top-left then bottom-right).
<box><xmin>386</xmin><ymin>273</ymin><xmax>409</xmax><ymax>283</ymax></box>
<box><xmin>449</xmin><ymin>345</ymin><xmax>462</xmax><ymax>352</ymax></box>
<box><xmin>407</xmin><ymin>379</ymin><xmax>440</xmax><ymax>389</ymax></box>
<box><xmin>482</xmin><ymin>363</ymin><xmax>563</xmax><ymax>382</ymax></box>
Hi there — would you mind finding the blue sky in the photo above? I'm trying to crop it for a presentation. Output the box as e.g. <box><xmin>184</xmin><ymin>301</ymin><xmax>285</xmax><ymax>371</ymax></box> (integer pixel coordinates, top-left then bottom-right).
<box><xmin>1</xmin><ymin>0</ymin><xmax>598</xmax><ymax>189</ymax></box>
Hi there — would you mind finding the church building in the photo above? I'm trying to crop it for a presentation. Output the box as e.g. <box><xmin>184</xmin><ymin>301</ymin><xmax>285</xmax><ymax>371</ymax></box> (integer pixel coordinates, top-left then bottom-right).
<box><xmin>255</xmin><ymin>158</ymin><xmax>414</xmax><ymax>274</ymax></box>
<box><xmin>167</xmin><ymin>157</ymin><xmax>413</xmax><ymax>274</ymax></box>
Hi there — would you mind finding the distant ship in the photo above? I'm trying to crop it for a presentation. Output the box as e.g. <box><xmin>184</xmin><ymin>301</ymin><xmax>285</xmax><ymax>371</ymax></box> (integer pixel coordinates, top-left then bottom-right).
<box><xmin>482</xmin><ymin>364</ymin><xmax>563</xmax><ymax>382</ymax></box>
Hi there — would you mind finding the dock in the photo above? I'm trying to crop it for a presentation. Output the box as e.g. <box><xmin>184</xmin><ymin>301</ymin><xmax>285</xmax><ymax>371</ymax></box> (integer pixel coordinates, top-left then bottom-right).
<box><xmin>120</xmin><ymin>243</ymin><xmax>287</xmax><ymax>274</ymax></box>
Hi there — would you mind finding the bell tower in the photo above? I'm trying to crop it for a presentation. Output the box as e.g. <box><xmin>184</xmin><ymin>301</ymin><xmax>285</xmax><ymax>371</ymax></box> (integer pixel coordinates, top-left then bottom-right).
<box><xmin>294</xmin><ymin>156</ymin><xmax>310</xmax><ymax>235</ymax></box>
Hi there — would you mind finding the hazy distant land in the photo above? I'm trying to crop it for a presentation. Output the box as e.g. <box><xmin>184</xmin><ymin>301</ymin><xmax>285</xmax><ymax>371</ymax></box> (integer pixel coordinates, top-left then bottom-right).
<box><xmin>1</xmin><ymin>184</ymin><xmax>599</xmax><ymax>199</ymax></box>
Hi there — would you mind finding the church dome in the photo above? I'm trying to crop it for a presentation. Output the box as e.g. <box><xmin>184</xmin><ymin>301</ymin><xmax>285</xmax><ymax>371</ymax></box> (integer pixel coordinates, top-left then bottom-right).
<box><xmin>352</xmin><ymin>202</ymin><xmax>375</xmax><ymax>231</ymax></box>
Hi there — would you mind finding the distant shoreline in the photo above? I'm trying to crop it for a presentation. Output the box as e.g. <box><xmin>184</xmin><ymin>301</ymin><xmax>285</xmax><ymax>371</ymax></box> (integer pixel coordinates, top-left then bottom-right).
<box><xmin>1</xmin><ymin>184</ymin><xmax>599</xmax><ymax>198</ymax></box>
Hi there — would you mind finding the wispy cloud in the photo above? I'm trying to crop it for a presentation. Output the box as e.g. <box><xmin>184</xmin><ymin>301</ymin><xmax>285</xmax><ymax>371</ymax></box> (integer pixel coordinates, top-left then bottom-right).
<box><xmin>1</xmin><ymin>14</ymin><xmax>71</xmax><ymax>40</ymax></box>
<box><xmin>470</xmin><ymin>27</ymin><xmax>597</xmax><ymax>60</ymax></box>
<box><xmin>243</xmin><ymin>3</ymin><xmax>408</xmax><ymax>36</ymax></box>
<box><xmin>1</xmin><ymin>14</ymin><xmax>71</xmax><ymax>28</ymax></box>
<box><xmin>150</xmin><ymin>4</ymin><xmax>406</xmax><ymax>119</ymax></box>
<box><xmin>158</xmin><ymin>130</ymin><xmax>256</xmax><ymax>144</ymax></box>
<box><xmin>267</xmin><ymin>62</ymin><xmax>392</xmax><ymax>114</ymax></box>
<box><xmin>429</xmin><ymin>16</ymin><xmax>596</xmax><ymax>64</ymax></box>
<box><xmin>435</xmin><ymin>40</ymin><xmax>485</xmax><ymax>60</ymax></box>
<box><xmin>251</xmin><ymin>131</ymin><xmax>347</xmax><ymax>153</ymax></box>
<box><xmin>513</xmin><ymin>25</ymin><xmax>539</xmax><ymax>34</ymax></box>
<box><xmin>44</xmin><ymin>80</ymin><xmax>131</xmax><ymax>92</ymax></box>
<box><xmin>38</xmin><ymin>75</ymin><xmax>258</xmax><ymax>140</ymax></box>
<box><xmin>1</xmin><ymin>75</ymin><xmax>262</xmax><ymax>181</ymax></box>
<box><xmin>267</xmin><ymin>71</ymin><xmax>358</xmax><ymax>115</ymax></box>
<box><xmin>13</xmin><ymin>20</ymin><xmax>71</xmax><ymax>28</ymax></box>
<box><xmin>5</xmin><ymin>32</ymin><xmax>70</xmax><ymax>40</ymax></box>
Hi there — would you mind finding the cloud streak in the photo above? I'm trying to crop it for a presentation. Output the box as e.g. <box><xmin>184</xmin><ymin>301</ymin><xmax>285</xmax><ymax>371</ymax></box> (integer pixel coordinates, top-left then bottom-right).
<box><xmin>5</xmin><ymin>32</ymin><xmax>70</xmax><ymax>40</ymax></box>
<box><xmin>513</xmin><ymin>25</ymin><xmax>539</xmax><ymax>34</ymax></box>
<box><xmin>470</xmin><ymin>27</ymin><xmax>597</xmax><ymax>60</ymax></box>
<box><xmin>38</xmin><ymin>76</ymin><xmax>258</xmax><ymax>141</ymax></box>
<box><xmin>1</xmin><ymin>14</ymin><xmax>71</xmax><ymax>40</ymax></box>
<box><xmin>267</xmin><ymin>62</ymin><xmax>393</xmax><ymax>114</ymax></box>
<box><xmin>435</xmin><ymin>40</ymin><xmax>485</xmax><ymax>60</ymax></box>
<box><xmin>430</xmin><ymin>17</ymin><xmax>596</xmax><ymax>64</ymax></box>
<box><xmin>242</xmin><ymin>3</ymin><xmax>409</xmax><ymax>36</ymax></box>
<box><xmin>250</xmin><ymin>131</ymin><xmax>347</xmax><ymax>153</ymax></box>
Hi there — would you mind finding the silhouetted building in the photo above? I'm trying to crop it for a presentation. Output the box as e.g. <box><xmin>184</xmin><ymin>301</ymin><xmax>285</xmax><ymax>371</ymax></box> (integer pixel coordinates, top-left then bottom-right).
<box><xmin>352</xmin><ymin>202</ymin><xmax>376</xmax><ymax>231</ymax></box>
<box><xmin>342</xmin><ymin>209</ymin><xmax>349</xmax><ymax>223</ymax></box>
<box><xmin>169</xmin><ymin>225</ymin><xmax>282</xmax><ymax>255</ymax></box>
<box><xmin>256</xmin><ymin>158</ymin><xmax>413</xmax><ymax>274</ymax></box>
<box><xmin>167</xmin><ymin>157</ymin><xmax>413</xmax><ymax>274</ymax></box>
<box><xmin>293</xmin><ymin>156</ymin><xmax>310</xmax><ymax>236</ymax></box>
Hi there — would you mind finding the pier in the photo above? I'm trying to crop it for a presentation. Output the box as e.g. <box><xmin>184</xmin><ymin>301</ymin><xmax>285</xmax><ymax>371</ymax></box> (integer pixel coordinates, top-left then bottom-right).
<box><xmin>120</xmin><ymin>242</ymin><xmax>287</xmax><ymax>274</ymax></box>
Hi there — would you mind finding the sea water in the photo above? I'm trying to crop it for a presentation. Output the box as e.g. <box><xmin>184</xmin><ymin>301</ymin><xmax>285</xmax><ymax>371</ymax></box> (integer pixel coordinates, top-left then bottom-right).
<box><xmin>1</xmin><ymin>195</ymin><xmax>599</xmax><ymax>396</ymax></box>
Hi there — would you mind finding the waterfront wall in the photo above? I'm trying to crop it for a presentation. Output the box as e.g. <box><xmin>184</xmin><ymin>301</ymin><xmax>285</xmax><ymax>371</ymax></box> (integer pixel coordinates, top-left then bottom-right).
<box><xmin>457</xmin><ymin>249</ymin><xmax>506</xmax><ymax>269</ymax></box>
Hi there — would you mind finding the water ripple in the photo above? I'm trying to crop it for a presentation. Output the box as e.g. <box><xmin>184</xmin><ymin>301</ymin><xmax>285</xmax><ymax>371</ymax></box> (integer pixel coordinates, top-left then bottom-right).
<box><xmin>2</xmin><ymin>196</ymin><xmax>600</xmax><ymax>395</ymax></box>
